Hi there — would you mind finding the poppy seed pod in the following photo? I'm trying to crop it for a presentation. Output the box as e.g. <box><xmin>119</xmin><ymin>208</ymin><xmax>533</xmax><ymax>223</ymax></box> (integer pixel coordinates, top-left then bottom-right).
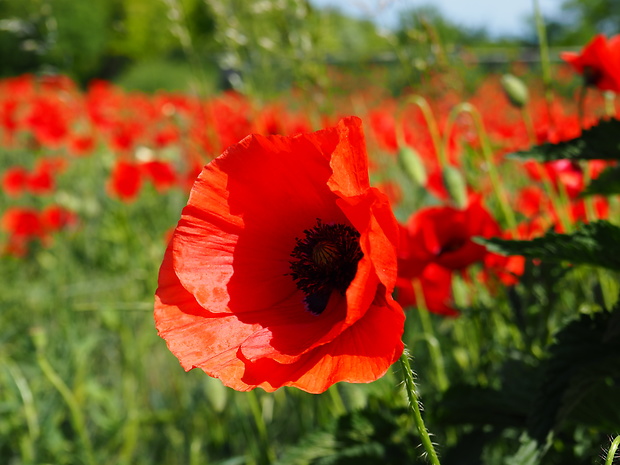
<box><xmin>500</xmin><ymin>74</ymin><xmax>529</xmax><ymax>108</ymax></box>
<box><xmin>441</xmin><ymin>164</ymin><xmax>468</xmax><ymax>209</ymax></box>
<box><xmin>398</xmin><ymin>145</ymin><xmax>428</xmax><ymax>186</ymax></box>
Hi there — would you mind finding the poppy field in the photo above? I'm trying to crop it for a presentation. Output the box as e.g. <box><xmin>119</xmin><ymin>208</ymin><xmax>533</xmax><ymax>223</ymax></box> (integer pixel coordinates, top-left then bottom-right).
<box><xmin>2</xmin><ymin>27</ymin><xmax>620</xmax><ymax>465</ymax></box>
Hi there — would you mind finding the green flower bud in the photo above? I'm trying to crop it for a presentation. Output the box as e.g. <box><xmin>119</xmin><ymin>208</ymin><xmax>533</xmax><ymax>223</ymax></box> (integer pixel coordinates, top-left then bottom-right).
<box><xmin>500</xmin><ymin>74</ymin><xmax>529</xmax><ymax>108</ymax></box>
<box><xmin>30</xmin><ymin>326</ymin><xmax>47</xmax><ymax>351</ymax></box>
<box><xmin>442</xmin><ymin>164</ymin><xmax>467</xmax><ymax>208</ymax></box>
<box><xmin>398</xmin><ymin>146</ymin><xmax>427</xmax><ymax>186</ymax></box>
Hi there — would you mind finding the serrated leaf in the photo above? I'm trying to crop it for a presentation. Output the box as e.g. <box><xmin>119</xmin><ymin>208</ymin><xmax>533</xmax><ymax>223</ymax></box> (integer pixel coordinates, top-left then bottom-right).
<box><xmin>528</xmin><ymin>307</ymin><xmax>620</xmax><ymax>442</ymax></box>
<box><xmin>276</xmin><ymin>401</ymin><xmax>423</xmax><ymax>465</ymax></box>
<box><xmin>581</xmin><ymin>165</ymin><xmax>620</xmax><ymax>197</ymax></box>
<box><xmin>477</xmin><ymin>221</ymin><xmax>620</xmax><ymax>271</ymax></box>
<box><xmin>436</xmin><ymin>359</ymin><xmax>536</xmax><ymax>429</ymax></box>
<box><xmin>437</xmin><ymin>385</ymin><xmax>528</xmax><ymax>428</ymax></box>
<box><xmin>273</xmin><ymin>431</ymin><xmax>337</xmax><ymax>465</ymax></box>
<box><xmin>507</xmin><ymin>118</ymin><xmax>620</xmax><ymax>161</ymax></box>
<box><xmin>504</xmin><ymin>434</ymin><xmax>543</xmax><ymax>465</ymax></box>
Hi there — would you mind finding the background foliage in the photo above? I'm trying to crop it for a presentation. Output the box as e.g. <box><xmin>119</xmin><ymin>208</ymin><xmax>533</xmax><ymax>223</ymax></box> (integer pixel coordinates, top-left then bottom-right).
<box><xmin>1</xmin><ymin>0</ymin><xmax>617</xmax><ymax>94</ymax></box>
<box><xmin>1</xmin><ymin>0</ymin><xmax>620</xmax><ymax>464</ymax></box>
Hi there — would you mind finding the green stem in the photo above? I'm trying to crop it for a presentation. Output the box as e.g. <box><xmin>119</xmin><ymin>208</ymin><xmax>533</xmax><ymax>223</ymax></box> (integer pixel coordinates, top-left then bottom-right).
<box><xmin>400</xmin><ymin>95</ymin><xmax>446</xmax><ymax>169</ymax></box>
<box><xmin>534</xmin><ymin>162</ymin><xmax>573</xmax><ymax>234</ymax></box>
<box><xmin>445</xmin><ymin>103</ymin><xmax>517</xmax><ymax>230</ymax></box>
<box><xmin>5</xmin><ymin>362</ymin><xmax>39</xmax><ymax>462</ymax></box>
<box><xmin>32</xmin><ymin>330</ymin><xmax>96</xmax><ymax>465</ymax></box>
<box><xmin>533</xmin><ymin>0</ymin><xmax>555</xmax><ymax>130</ymax></box>
<box><xmin>399</xmin><ymin>350</ymin><xmax>442</xmax><ymax>465</ymax></box>
<box><xmin>328</xmin><ymin>385</ymin><xmax>347</xmax><ymax>417</ymax></box>
<box><xmin>605</xmin><ymin>435</ymin><xmax>620</xmax><ymax>465</ymax></box>
<box><xmin>247</xmin><ymin>390</ymin><xmax>276</xmax><ymax>464</ymax></box>
<box><xmin>520</xmin><ymin>106</ymin><xmax>536</xmax><ymax>144</ymax></box>
<box><xmin>412</xmin><ymin>279</ymin><xmax>449</xmax><ymax>391</ymax></box>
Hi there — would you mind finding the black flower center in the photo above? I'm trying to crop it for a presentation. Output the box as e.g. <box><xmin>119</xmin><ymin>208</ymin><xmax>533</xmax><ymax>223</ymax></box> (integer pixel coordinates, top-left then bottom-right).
<box><xmin>583</xmin><ymin>65</ymin><xmax>603</xmax><ymax>87</ymax></box>
<box><xmin>289</xmin><ymin>219</ymin><xmax>364</xmax><ymax>315</ymax></box>
<box><xmin>438</xmin><ymin>238</ymin><xmax>466</xmax><ymax>255</ymax></box>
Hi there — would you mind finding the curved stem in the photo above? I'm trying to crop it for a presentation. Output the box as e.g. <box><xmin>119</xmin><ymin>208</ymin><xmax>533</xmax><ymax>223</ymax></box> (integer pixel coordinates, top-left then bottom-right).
<box><xmin>399</xmin><ymin>95</ymin><xmax>447</xmax><ymax>169</ymax></box>
<box><xmin>605</xmin><ymin>435</ymin><xmax>620</xmax><ymax>465</ymax></box>
<box><xmin>445</xmin><ymin>103</ymin><xmax>517</xmax><ymax>230</ymax></box>
<box><xmin>399</xmin><ymin>350</ymin><xmax>442</xmax><ymax>465</ymax></box>
<box><xmin>5</xmin><ymin>362</ymin><xmax>39</xmax><ymax>462</ymax></box>
<box><xmin>33</xmin><ymin>331</ymin><xmax>96</xmax><ymax>465</ymax></box>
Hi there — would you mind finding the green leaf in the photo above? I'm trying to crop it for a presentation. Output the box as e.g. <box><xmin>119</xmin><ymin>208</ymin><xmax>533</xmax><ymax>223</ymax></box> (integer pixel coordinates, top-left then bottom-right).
<box><xmin>436</xmin><ymin>358</ymin><xmax>536</xmax><ymax>429</ymax></box>
<box><xmin>528</xmin><ymin>307</ymin><xmax>620</xmax><ymax>442</ymax></box>
<box><xmin>477</xmin><ymin>221</ymin><xmax>620</xmax><ymax>271</ymax></box>
<box><xmin>504</xmin><ymin>434</ymin><xmax>544</xmax><ymax>465</ymax></box>
<box><xmin>507</xmin><ymin>118</ymin><xmax>620</xmax><ymax>161</ymax></box>
<box><xmin>581</xmin><ymin>165</ymin><xmax>620</xmax><ymax>197</ymax></box>
<box><xmin>275</xmin><ymin>400</ymin><xmax>423</xmax><ymax>465</ymax></box>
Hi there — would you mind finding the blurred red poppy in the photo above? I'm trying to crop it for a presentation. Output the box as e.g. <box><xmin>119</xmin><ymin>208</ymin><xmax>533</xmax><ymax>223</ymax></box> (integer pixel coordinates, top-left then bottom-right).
<box><xmin>2</xmin><ymin>207</ymin><xmax>44</xmax><ymax>238</ymax></box>
<box><xmin>1</xmin><ymin>207</ymin><xmax>46</xmax><ymax>257</ymax></box>
<box><xmin>27</xmin><ymin>158</ymin><xmax>66</xmax><ymax>195</ymax></box>
<box><xmin>154</xmin><ymin>116</ymin><xmax>404</xmax><ymax>393</ymax></box>
<box><xmin>108</xmin><ymin>160</ymin><xmax>142</xmax><ymax>201</ymax></box>
<box><xmin>2</xmin><ymin>166</ymin><xmax>28</xmax><ymax>197</ymax></box>
<box><xmin>1</xmin><ymin>99</ymin><xmax>19</xmax><ymax>141</ymax></box>
<box><xmin>515</xmin><ymin>186</ymin><xmax>546</xmax><ymax>217</ymax></box>
<box><xmin>398</xmin><ymin>196</ymin><xmax>501</xmax><ymax>272</ymax></box>
<box><xmin>24</xmin><ymin>96</ymin><xmax>69</xmax><ymax>147</ymax></box>
<box><xmin>40</xmin><ymin>205</ymin><xmax>78</xmax><ymax>232</ymax></box>
<box><xmin>69</xmin><ymin>134</ymin><xmax>96</xmax><ymax>156</ymax></box>
<box><xmin>140</xmin><ymin>160</ymin><xmax>177</xmax><ymax>192</ymax></box>
<box><xmin>560</xmin><ymin>34</ymin><xmax>620</xmax><ymax>92</ymax></box>
<box><xmin>395</xmin><ymin>264</ymin><xmax>458</xmax><ymax>316</ymax></box>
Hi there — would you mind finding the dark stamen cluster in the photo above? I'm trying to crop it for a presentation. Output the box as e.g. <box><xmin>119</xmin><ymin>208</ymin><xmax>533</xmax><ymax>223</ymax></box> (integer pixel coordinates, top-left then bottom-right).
<box><xmin>583</xmin><ymin>65</ymin><xmax>603</xmax><ymax>87</ymax></box>
<box><xmin>289</xmin><ymin>219</ymin><xmax>363</xmax><ymax>315</ymax></box>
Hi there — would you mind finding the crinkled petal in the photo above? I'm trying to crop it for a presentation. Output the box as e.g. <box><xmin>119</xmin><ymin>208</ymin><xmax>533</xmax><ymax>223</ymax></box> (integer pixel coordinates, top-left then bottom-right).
<box><xmin>239</xmin><ymin>290</ymin><xmax>405</xmax><ymax>393</ymax></box>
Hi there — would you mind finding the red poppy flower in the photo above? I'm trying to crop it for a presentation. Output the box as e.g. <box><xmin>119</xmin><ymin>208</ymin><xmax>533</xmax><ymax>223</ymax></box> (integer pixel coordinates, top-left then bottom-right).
<box><xmin>515</xmin><ymin>186</ymin><xmax>546</xmax><ymax>217</ymax></box>
<box><xmin>69</xmin><ymin>134</ymin><xmax>96</xmax><ymax>156</ymax></box>
<box><xmin>395</xmin><ymin>264</ymin><xmax>457</xmax><ymax>316</ymax></box>
<box><xmin>1</xmin><ymin>99</ymin><xmax>19</xmax><ymax>137</ymax></box>
<box><xmin>108</xmin><ymin>160</ymin><xmax>142</xmax><ymax>201</ymax></box>
<box><xmin>2</xmin><ymin>166</ymin><xmax>28</xmax><ymax>197</ymax></box>
<box><xmin>560</xmin><ymin>34</ymin><xmax>620</xmax><ymax>92</ymax></box>
<box><xmin>40</xmin><ymin>205</ymin><xmax>78</xmax><ymax>232</ymax></box>
<box><xmin>140</xmin><ymin>160</ymin><xmax>177</xmax><ymax>192</ymax></box>
<box><xmin>24</xmin><ymin>96</ymin><xmax>69</xmax><ymax>147</ymax></box>
<box><xmin>552</xmin><ymin>196</ymin><xmax>610</xmax><ymax>231</ymax></box>
<box><xmin>153</xmin><ymin>125</ymin><xmax>180</xmax><ymax>148</ymax></box>
<box><xmin>369</xmin><ymin>105</ymin><xmax>398</xmax><ymax>153</ymax></box>
<box><xmin>1</xmin><ymin>207</ymin><xmax>46</xmax><ymax>257</ymax></box>
<box><xmin>154</xmin><ymin>116</ymin><xmax>404</xmax><ymax>393</ymax></box>
<box><xmin>26</xmin><ymin>158</ymin><xmax>65</xmax><ymax>195</ymax></box>
<box><xmin>110</xmin><ymin>121</ymin><xmax>143</xmax><ymax>153</ymax></box>
<box><xmin>398</xmin><ymin>196</ymin><xmax>501</xmax><ymax>272</ymax></box>
<box><xmin>482</xmin><ymin>251</ymin><xmax>525</xmax><ymax>287</ymax></box>
<box><xmin>425</xmin><ymin>168</ymin><xmax>450</xmax><ymax>201</ymax></box>
<box><xmin>1</xmin><ymin>207</ymin><xmax>44</xmax><ymax>238</ymax></box>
